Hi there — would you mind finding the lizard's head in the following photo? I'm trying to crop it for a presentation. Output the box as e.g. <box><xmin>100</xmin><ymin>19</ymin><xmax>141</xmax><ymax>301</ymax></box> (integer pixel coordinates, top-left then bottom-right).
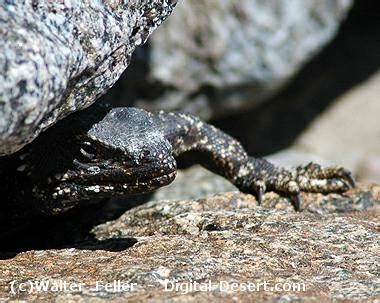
<box><xmin>32</xmin><ymin>107</ymin><xmax>177</xmax><ymax>213</ymax></box>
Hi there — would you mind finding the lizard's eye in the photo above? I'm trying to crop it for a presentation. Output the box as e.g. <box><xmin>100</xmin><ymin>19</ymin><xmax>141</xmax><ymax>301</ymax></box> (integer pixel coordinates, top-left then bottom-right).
<box><xmin>139</xmin><ymin>150</ymin><xmax>151</xmax><ymax>162</ymax></box>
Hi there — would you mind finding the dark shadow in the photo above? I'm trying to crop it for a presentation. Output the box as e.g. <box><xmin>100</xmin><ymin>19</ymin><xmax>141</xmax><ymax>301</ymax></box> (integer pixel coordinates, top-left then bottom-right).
<box><xmin>73</xmin><ymin>237</ymin><xmax>138</xmax><ymax>251</ymax></box>
<box><xmin>0</xmin><ymin>193</ymin><xmax>152</xmax><ymax>259</ymax></box>
<box><xmin>0</xmin><ymin>238</ymin><xmax>138</xmax><ymax>260</ymax></box>
<box><xmin>212</xmin><ymin>0</ymin><xmax>380</xmax><ymax>156</ymax></box>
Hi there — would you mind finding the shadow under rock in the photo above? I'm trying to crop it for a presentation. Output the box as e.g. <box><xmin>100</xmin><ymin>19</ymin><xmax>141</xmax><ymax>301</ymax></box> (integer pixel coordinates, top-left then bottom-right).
<box><xmin>0</xmin><ymin>193</ymin><xmax>152</xmax><ymax>259</ymax></box>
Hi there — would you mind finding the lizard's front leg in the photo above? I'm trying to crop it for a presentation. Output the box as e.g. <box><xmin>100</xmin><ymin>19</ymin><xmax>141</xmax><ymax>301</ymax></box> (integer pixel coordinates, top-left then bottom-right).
<box><xmin>154</xmin><ymin>111</ymin><xmax>355</xmax><ymax>210</ymax></box>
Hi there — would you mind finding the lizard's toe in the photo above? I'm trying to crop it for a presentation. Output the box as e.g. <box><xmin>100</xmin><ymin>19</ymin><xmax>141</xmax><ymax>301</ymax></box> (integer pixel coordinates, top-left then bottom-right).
<box><xmin>300</xmin><ymin>163</ymin><xmax>355</xmax><ymax>188</ymax></box>
<box><xmin>300</xmin><ymin>178</ymin><xmax>350</xmax><ymax>193</ymax></box>
<box><xmin>297</xmin><ymin>163</ymin><xmax>355</xmax><ymax>191</ymax></box>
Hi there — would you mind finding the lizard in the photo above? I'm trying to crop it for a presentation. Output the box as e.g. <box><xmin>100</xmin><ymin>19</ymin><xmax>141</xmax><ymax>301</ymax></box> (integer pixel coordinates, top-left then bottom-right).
<box><xmin>0</xmin><ymin>103</ymin><xmax>355</xmax><ymax>220</ymax></box>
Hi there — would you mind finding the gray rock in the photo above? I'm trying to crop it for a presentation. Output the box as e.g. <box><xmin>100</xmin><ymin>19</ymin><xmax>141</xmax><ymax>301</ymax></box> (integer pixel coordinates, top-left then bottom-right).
<box><xmin>0</xmin><ymin>0</ymin><xmax>176</xmax><ymax>155</ymax></box>
<box><xmin>293</xmin><ymin>71</ymin><xmax>380</xmax><ymax>179</ymax></box>
<box><xmin>1</xmin><ymin>185</ymin><xmax>378</xmax><ymax>301</ymax></box>
<box><xmin>122</xmin><ymin>0</ymin><xmax>353</xmax><ymax>118</ymax></box>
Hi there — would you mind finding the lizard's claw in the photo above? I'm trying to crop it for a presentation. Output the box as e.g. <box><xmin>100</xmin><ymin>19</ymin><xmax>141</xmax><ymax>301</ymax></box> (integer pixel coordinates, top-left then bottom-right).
<box><xmin>290</xmin><ymin>193</ymin><xmax>301</xmax><ymax>211</ymax></box>
<box><xmin>252</xmin><ymin>180</ymin><xmax>266</xmax><ymax>205</ymax></box>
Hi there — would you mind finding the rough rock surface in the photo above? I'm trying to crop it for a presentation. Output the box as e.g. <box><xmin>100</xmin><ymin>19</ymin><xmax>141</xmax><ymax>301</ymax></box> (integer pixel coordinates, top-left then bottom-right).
<box><xmin>0</xmin><ymin>184</ymin><xmax>378</xmax><ymax>301</ymax></box>
<box><xmin>0</xmin><ymin>0</ymin><xmax>176</xmax><ymax>155</ymax></box>
<box><xmin>108</xmin><ymin>0</ymin><xmax>353</xmax><ymax>119</ymax></box>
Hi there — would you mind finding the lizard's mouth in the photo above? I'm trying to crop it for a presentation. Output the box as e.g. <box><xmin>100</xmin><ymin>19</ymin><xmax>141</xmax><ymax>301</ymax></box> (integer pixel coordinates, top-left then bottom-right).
<box><xmin>35</xmin><ymin>164</ymin><xmax>177</xmax><ymax>215</ymax></box>
<box><xmin>45</xmin><ymin>156</ymin><xmax>177</xmax><ymax>200</ymax></box>
<box><xmin>67</xmin><ymin>141</ymin><xmax>178</xmax><ymax>190</ymax></box>
<box><xmin>78</xmin><ymin>169</ymin><xmax>177</xmax><ymax>193</ymax></box>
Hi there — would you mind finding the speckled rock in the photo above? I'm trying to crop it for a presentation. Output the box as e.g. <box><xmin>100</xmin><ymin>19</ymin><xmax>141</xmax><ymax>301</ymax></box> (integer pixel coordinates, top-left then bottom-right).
<box><xmin>0</xmin><ymin>184</ymin><xmax>378</xmax><ymax>301</ymax></box>
<box><xmin>109</xmin><ymin>0</ymin><xmax>353</xmax><ymax>119</ymax></box>
<box><xmin>0</xmin><ymin>0</ymin><xmax>176</xmax><ymax>155</ymax></box>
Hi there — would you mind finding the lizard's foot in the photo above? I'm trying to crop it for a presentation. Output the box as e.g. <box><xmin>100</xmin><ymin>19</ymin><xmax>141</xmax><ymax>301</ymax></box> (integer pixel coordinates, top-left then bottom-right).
<box><xmin>241</xmin><ymin>162</ymin><xmax>355</xmax><ymax>211</ymax></box>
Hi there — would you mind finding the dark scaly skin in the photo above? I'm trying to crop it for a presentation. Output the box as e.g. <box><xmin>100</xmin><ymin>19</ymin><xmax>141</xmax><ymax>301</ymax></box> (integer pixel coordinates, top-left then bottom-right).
<box><xmin>154</xmin><ymin>111</ymin><xmax>354</xmax><ymax>210</ymax></box>
<box><xmin>0</xmin><ymin>104</ymin><xmax>355</xmax><ymax>224</ymax></box>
